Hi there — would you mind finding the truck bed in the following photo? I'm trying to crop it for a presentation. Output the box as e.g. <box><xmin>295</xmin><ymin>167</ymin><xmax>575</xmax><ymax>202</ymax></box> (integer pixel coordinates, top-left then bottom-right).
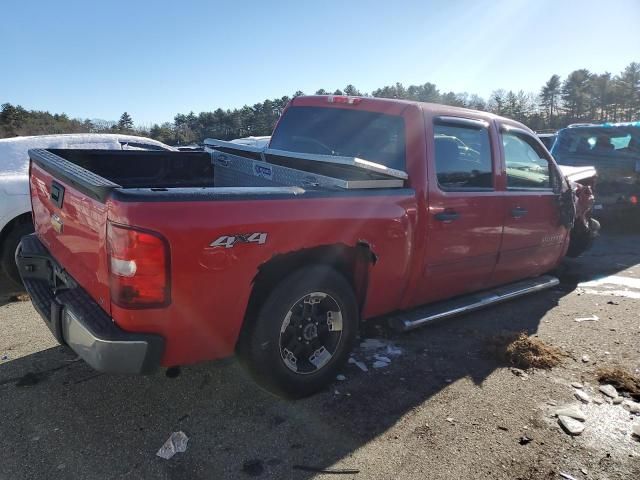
<box><xmin>29</xmin><ymin>146</ymin><xmax>405</xmax><ymax>203</ymax></box>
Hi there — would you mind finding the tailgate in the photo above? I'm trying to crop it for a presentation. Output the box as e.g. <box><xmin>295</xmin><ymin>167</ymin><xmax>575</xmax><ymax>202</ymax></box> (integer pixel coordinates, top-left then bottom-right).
<box><xmin>29</xmin><ymin>150</ymin><xmax>113</xmax><ymax>314</ymax></box>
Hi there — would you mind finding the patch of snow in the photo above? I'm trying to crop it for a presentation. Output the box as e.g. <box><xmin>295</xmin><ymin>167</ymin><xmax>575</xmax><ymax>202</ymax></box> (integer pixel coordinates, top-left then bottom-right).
<box><xmin>577</xmin><ymin>275</ymin><xmax>640</xmax><ymax>299</ymax></box>
<box><xmin>575</xmin><ymin>390</ymin><xmax>591</xmax><ymax>404</ymax></box>
<box><xmin>599</xmin><ymin>384</ymin><xmax>618</xmax><ymax>398</ymax></box>
<box><xmin>558</xmin><ymin>416</ymin><xmax>585</xmax><ymax>435</ymax></box>
<box><xmin>555</xmin><ymin>405</ymin><xmax>586</xmax><ymax>421</ymax></box>
<box><xmin>0</xmin><ymin>134</ymin><xmax>174</xmax><ymax>176</ymax></box>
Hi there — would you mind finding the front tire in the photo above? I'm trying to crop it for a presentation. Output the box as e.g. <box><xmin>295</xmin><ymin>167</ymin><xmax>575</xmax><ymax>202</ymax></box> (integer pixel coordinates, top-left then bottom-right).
<box><xmin>238</xmin><ymin>266</ymin><xmax>358</xmax><ymax>398</ymax></box>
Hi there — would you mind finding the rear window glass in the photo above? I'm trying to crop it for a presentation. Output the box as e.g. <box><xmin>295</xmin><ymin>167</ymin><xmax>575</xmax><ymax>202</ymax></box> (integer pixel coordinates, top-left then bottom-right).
<box><xmin>434</xmin><ymin>123</ymin><xmax>493</xmax><ymax>190</ymax></box>
<box><xmin>270</xmin><ymin>106</ymin><xmax>406</xmax><ymax>171</ymax></box>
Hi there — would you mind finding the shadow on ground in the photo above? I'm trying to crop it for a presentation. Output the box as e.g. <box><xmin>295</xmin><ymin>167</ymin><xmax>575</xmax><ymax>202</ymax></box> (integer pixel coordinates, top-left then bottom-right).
<box><xmin>1</xmin><ymin>233</ymin><xmax>639</xmax><ymax>479</ymax></box>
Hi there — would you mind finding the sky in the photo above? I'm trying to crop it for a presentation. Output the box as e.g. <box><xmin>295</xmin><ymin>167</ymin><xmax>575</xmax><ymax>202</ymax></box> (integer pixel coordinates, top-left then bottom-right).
<box><xmin>1</xmin><ymin>0</ymin><xmax>639</xmax><ymax>126</ymax></box>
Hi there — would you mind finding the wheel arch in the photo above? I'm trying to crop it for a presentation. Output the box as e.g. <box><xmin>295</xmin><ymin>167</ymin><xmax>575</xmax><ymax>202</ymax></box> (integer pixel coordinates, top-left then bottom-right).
<box><xmin>0</xmin><ymin>211</ymin><xmax>33</xmax><ymax>254</ymax></box>
<box><xmin>237</xmin><ymin>242</ymin><xmax>376</xmax><ymax>350</ymax></box>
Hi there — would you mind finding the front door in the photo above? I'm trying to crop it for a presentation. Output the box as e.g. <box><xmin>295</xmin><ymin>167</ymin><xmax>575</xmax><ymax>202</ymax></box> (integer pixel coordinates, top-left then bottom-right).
<box><xmin>492</xmin><ymin>127</ymin><xmax>567</xmax><ymax>285</ymax></box>
<box><xmin>417</xmin><ymin>116</ymin><xmax>503</xmax><ymax>305</ymax></box>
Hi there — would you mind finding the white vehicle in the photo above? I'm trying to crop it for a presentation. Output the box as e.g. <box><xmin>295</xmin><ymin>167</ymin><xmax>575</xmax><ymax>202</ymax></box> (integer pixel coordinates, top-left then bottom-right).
<box><xmin>0</xmin><ymin>134</ymin><xmax>174</xmax><ymax>287</ymax></box>
<box><xmin>230</xmin><ymin>136</ymin><xmax>271</xmax><ymax>148</ymax></box>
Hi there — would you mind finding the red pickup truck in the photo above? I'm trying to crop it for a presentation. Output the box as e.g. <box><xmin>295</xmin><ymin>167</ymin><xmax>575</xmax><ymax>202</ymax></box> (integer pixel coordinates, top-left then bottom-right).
<box><xmin>17</xmin><ymin>96</ymin><xmax>596</xmax><ymax>397</ymax></box>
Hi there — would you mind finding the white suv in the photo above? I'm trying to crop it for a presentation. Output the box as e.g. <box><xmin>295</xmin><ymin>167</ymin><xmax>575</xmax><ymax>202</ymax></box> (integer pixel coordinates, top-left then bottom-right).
<box><xmin>0</xmin><ymin>134</ymin><xmax>174</xmax><ymax>287</ymax></box>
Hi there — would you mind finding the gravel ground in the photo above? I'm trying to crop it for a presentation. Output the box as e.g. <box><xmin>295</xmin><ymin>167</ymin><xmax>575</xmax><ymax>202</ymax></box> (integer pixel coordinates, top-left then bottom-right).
<box><xmin>1</xmin><ymin>232</ymin><xmax>639</xmax><ymax>480</ymax></box>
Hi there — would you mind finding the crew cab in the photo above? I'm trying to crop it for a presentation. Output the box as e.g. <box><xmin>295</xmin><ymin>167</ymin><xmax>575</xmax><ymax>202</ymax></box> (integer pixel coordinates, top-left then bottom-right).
<box><xmin>17</xmin><ymin>96</ymin><xmax>596</xmax><ymax>397</ymax></box>
<box><xmin>0</xmin><ymin>134</ymin><xmax>174</xmax><ymax>289</ymax></box>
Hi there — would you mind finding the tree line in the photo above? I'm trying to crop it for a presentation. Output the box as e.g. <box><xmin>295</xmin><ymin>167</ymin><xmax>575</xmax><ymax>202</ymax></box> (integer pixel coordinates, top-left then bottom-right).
<box><xmin>1</xmin><ymin>62</ymin><xmax>638</xmax><ymax>145</ymax></box>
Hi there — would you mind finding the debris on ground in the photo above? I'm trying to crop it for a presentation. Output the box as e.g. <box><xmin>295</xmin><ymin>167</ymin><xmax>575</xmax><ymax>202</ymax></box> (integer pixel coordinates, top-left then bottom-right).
<box><xmin>571</xmin><ymin>382</ymin><xmax>583</xmax><ymax>389</ymax></box>
<box><xmin>348</xmin><ymin>357</ymin><xmax>368</xmax><ymax>372</ymax></box>
<box><xmin>599</xmin><ymin>384</ymin><xmax>619</xmax><ymax>399</ymax></box>
<box><xmin>558</xmin><ymin>415</ymin><xmax>586</xmax><ymax>436</ymax></box>
<box><xmin>336</xmin><ymin>374</ymin><xmax>346</xmax><ymax>381</ymax></box>
<box><xmin>352</xmin><ymin>338</ymin><xmax>403</xmax><ymax>371</ymax></box>
<box><xmin>559</xmin><ymin>473</ymin><xmax>580</xmax><ymax>480</ymax></box>
<box><xmin>1</xmin><ymin>354</ymin><xmax>8</xmax><ymax>361</ymax></box>
<box><xmin>575</xmin><ymin>315</ymin><xmax>599</xmax><ymax>322</ymax></box>
<box><xmin>487</xmin><ymin>332</ymin><xmax>564</xmax><ymax>369</ymax></box>
<box><xmin>359</xmin><ymin>338</ymin><xmax>387</xmax><ymax>350</ymax></box>
<box><xmin>574</xmin><ymin>390</ymin><xmax>591</xmax><ymax>404</ymax></box>
<box><xmin>293</xmin><ymin>465</ymin><xmax>360</xmax><ymax>474</ymax></box>
<box><xmin>581</xmin><ymin>355</ymin><xmax>590</xmax><ymax>363</ymax></box>
<box><xmin>632</xmin><ymin>424</ymin><xmax>640</xmax><ymax>440</ymax></box>
<box><xmin>156</xmin><ymin>431</ymin><xmax>189</xmax><ymax>460</ymax></box>
<box><xmin>446</xmin><ymin>417</ymin><xmax>455</xmax><ymax>424</ymax></box>
<box><xmin>597</xmin><ymin>367</ymin><xmax>640</xmax><ymax>401</ymax></box>
<box><xmin>242</xmin><ymin>459</ymin><xmax>264</xmax><ymax>476</ymax></box>
<box><xmin>510</xmin><ymin>367</ymin><xmax>529</xmax><ymax>379</ymax></box>
<box><xmin>555</xmin><ymin>405</ymin><xmax>586</xmax><ymax>422</ymax></box>
<box><xmin>519</xmin><ymin>435</ymin><xmax>533</xmax><ymax>445</ymax></box>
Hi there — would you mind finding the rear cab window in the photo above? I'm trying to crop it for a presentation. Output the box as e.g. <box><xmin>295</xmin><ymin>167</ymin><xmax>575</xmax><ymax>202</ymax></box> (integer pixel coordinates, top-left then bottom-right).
<box><xmin>433</xmin><ymin>118</ymin><xmax>493</xmax><ymax>191</ymax></box>
<box><xmin>269</xmin><ymin>106</ymin><xmax>406</xmax><ymax>171</ymax></box>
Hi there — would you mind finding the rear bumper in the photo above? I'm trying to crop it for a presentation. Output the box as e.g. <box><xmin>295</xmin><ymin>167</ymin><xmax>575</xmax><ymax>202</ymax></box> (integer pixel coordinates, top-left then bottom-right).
<box><xmin>16</xmin><ymin>234</ymin><xmax>164</xmax><ymax>374</ymax></box>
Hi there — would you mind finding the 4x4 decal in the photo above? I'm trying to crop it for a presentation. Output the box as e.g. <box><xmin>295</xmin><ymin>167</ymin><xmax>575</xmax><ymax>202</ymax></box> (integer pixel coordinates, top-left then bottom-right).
<box><xmin>209</xmin><ymin>232</ymin><xmax>267</xmax><ymax>249</ymax></box>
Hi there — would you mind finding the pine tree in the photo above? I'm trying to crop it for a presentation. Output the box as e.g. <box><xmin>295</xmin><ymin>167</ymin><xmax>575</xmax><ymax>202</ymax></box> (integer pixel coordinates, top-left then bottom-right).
<box><xmin>618</xmin><ymin>62</ymin><xmax>640</xmax><ymax>121</ymax></box>
<box><xmin>343</xmin><ymin>84</ymin><xmax>361</xmax><ymax>96</ymax></box>
<box><xmin>540</xmin><ymin>74</ymin><xmax>561</xmax><ymax>127</ymax></box>
<box><xmin>561</xmin><ymin>70</ymin><xmax>591</xmax><ymax>123</ymax></box>
<box><xmin>117</xmin><ymin>112</ymin><xmax>134</xmax><ymax>131</ymax></box>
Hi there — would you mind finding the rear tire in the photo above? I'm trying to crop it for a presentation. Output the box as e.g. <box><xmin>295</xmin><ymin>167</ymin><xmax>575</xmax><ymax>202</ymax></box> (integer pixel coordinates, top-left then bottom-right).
<box><xmin>238</xmin><ymin>266</ymin><xmax>358</xmax><ymax>398</ymax></box>
<box><xmin>1</xmin><ymin>219</ymin><xmax>34</xmax><ymax>288</ymax></box>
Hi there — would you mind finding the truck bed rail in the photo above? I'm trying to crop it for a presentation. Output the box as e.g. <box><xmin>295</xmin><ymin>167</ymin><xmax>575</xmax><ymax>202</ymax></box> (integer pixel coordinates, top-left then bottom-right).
<box><xmin>29</xmin><ymin>148</ymin><xmax>121</xmax><ymax>202</ymax></box>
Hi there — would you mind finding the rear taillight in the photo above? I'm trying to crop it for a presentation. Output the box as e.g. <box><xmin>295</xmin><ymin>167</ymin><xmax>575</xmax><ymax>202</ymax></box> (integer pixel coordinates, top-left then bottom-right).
<box><xmin>630</xmin><ymin>195</ymin><xmax>638</xmax><ymax>205</ymax></box>
<box><xmin>107</xmin><ymin>223</ymin><xmax>170</xmax><ymax>308</ymax></box>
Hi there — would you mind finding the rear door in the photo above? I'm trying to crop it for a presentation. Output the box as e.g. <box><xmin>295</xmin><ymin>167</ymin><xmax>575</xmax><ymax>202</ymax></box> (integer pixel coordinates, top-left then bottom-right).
<box><xmin>492</xmin><ymin>126</ymin><xmax>567</xmax><ymax>285</ymax></box>
<box><xmin>417</xmin><ymin>116</ymin><xmax>503</xmax><ymax>304</ymax></box>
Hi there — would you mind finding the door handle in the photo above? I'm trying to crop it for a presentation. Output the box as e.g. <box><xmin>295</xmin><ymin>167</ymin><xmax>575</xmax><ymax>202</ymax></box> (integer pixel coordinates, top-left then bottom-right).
<box><xmin>511</xmin><ymin>207</ymin><xmax>528</xmax><ymax>218</ymax></box>
<box><xmin>435</xmin><ymin>211</ymin><xmax>460</xmax><ymax>222</ymax></box>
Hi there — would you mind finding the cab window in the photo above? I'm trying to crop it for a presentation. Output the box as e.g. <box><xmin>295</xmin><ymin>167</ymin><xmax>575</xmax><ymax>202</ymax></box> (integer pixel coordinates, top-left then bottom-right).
<box><xmin>502</xmin><ymin>132</ymin><xmax>552</xmax><ymax>190</ymax></box>
<box><xmin>433</xmin><ymin>121</ymin><xmax>493</xmax><ymax>190</ymax></box>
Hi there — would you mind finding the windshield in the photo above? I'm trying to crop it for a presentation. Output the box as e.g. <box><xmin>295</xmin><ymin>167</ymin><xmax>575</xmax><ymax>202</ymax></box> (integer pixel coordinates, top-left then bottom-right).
<box><xmin>553</xmin><ymin>127</ymin><xmax>640</xmax><ymax>159</ymax></box>
<box><xmin>270</xmin><ymin>106</ymin><xmax>406</xmax><ymax>171</ymax></box>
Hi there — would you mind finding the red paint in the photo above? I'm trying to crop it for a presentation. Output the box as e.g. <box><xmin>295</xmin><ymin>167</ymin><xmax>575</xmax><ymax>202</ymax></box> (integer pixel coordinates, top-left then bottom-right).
<box><xmin>30</xmin><ymin>97</ymin><xmax>578</xmax><ymax>369</ymax></box>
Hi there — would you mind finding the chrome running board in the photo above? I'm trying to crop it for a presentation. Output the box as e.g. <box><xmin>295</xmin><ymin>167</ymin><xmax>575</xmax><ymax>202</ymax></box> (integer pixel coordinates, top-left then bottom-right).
<box><xmin>390</xmin><ymin>275</ymin><xmax>559</xmax><ymax>331</ymax></box>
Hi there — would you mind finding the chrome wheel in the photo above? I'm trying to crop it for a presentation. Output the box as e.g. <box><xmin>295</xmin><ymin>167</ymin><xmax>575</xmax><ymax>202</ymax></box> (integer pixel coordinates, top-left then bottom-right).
<box><xmin>279</xmin><ymin>292</ymin><xmax>343</xmax><ymax>375</ymax></box>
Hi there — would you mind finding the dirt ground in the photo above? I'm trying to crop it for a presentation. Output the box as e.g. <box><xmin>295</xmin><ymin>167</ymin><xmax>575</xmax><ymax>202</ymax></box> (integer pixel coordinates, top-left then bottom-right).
<box><xmin>1</xmin><ymin>232</ymin><xmax>639</xmax><ymax>480</ymax></box>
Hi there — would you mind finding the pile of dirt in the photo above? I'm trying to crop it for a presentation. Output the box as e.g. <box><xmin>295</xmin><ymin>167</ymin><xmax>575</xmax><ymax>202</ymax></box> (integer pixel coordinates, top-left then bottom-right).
<box><xmin>597</xmin><ymin>367</ymin><xmax>640</xmax><ymax>401</ymax></box>
<box><xmin>488</xmin><ymin>332</ymin><xmax>564</xmax><ymax>370</ymax></box>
